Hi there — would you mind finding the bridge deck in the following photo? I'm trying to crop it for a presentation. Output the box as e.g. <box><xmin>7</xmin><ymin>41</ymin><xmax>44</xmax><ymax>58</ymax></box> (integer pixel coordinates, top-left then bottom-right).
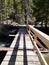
<box><xmin>1</xmin><ymin>28</ymin><xmax>41</xmax><ymax>65</ymax></box>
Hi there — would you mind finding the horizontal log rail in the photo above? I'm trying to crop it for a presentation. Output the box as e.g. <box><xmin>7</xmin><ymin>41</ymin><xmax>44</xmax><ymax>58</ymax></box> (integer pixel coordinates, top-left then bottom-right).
<box><xmin>0</xmin><ymin>47</ymin><xmax>34</xmax><ymax>51</ymax></box>
<box><xmin>9</xmin><ymin>34</ymin><xmax>16</xmax><ymax>36</ymax></box>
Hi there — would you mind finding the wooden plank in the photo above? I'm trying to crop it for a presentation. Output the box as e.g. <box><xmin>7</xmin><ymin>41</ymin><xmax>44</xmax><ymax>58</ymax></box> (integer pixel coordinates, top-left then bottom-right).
<box><xmin>0</xmin><ymin>45</ymin><xmax>34</xmax><ymax>51</ymax></box>
<box><xmin>1</xmin><ymin>61</ymin><xmax>41</xmax><ymax>65</ymax></box>
<box><xmin>9</xmin><ymin>35</ymin><xmax>16</xmax><ymax>36</ymax></box>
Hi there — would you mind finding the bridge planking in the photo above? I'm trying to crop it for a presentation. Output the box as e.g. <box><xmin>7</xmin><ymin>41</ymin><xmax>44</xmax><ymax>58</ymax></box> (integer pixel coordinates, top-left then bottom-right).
<box><xmin>1</xmin><ymin>28</ymin><xmax>41</xmax><ymax>65</ymax></box>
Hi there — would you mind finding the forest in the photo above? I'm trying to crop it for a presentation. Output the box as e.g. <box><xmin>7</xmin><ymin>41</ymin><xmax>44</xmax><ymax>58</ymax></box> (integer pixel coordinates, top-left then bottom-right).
<box><xmin>0</xmin><ymin>0</ymin><xmax>49</xmax><ymax>27</ymax></box>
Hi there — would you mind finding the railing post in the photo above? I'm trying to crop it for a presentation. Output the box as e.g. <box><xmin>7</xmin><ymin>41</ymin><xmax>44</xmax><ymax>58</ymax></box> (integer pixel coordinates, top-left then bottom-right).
<box><xmin>34</xmin><ymin>34</ymin><xmax>37</xmax><ymax>42</ymax></box>
<box><xmin>33</xmin><ymin>34</ymin><xmax>45</xmax><ymax>50</ymax></box>
<box><xmin>33</xmin><ymin>34</ymin><xmax>37</xmax><ymax>50</ymax></box>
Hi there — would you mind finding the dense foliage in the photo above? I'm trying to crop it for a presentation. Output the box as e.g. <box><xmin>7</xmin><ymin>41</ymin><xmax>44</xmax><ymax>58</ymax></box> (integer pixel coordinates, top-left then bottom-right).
<box><xmin>0</xmin><ymin>0</ymin><xmax>49</xmax><ymax>26</ymax></box>
<box><xmin>31</xmin><ymin>0</ymin><xmax>49</xmax><ymax>27</ymax></box>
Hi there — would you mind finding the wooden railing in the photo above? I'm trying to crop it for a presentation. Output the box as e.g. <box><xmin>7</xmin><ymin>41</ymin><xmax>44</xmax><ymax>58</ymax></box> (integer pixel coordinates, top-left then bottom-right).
<box><xmin>28</xmin><ymin>25</ymin><xmax>49</xmax><ymax>48</ymax></box>
<box><xmin>27</xmin><ymin>25</ymin><xmax>48</xmax><ymax>65</ymax></box>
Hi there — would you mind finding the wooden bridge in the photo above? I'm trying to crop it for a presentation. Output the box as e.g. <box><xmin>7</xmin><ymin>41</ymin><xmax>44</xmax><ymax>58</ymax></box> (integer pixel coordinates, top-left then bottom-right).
<box><xmin>1</xmin><ymin>25</ymin><xmax>49</xmax><ymax>65</ymax></box>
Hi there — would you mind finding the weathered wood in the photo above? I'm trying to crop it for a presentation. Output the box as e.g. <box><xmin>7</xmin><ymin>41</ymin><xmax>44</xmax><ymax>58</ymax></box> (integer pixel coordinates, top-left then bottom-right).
<box><xmin>1</xmin><ymin>28</ymin><xmax>41</xmax><ymax>65</ymax></box>
<box><xmin>9</xmin><ymin>35</ymin><xmax>16</xmax><ymax>36</ymax></box>
<box><xmin>41</xmin><ymin>50</ymin><xmax>49</xmax><ymax>53</ymax></box>
<box><xmin>0</xmin><ymin>48</ymin><xmax>34</xmax><ymax>51</ymax></box>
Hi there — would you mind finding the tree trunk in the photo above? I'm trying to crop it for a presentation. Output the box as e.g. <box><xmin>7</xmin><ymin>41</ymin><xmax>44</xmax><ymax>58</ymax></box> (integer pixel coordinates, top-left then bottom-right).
<box><xmin>24</xmin><ymin>9</ymin><xmax>27</xmax><ymax>24</ymax></box>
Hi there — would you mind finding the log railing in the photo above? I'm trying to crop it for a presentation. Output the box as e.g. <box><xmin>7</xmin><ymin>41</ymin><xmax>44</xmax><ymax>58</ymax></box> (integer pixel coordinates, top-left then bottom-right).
<box><xmin>27</xmin><ymin>25</ymin><xmax>49</xmax><ymax>65</ymax></box>
<box><xmin>28</xmin><ymin>25</ymin><xmax>49</xmax><ymax>48</ymax></box>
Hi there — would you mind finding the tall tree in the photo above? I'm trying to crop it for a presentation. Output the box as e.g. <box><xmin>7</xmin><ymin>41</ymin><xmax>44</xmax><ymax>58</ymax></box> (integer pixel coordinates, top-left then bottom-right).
<box><xmin>31</xmin><ymin>0</ymin><xmax>49</xmax><ymax>27</ymax></box>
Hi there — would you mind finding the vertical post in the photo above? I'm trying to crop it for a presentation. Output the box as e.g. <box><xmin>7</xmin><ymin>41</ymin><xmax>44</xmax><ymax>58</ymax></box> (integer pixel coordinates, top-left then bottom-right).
<box><xmin>34</xmin><ymin>34</ymin><xmax>37</xmax><ymax>42</ymax></box>
<box><xmin>33</xmin><ymin>34</ymin><xmax>37</xmax><ymax>50</ymax></box>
